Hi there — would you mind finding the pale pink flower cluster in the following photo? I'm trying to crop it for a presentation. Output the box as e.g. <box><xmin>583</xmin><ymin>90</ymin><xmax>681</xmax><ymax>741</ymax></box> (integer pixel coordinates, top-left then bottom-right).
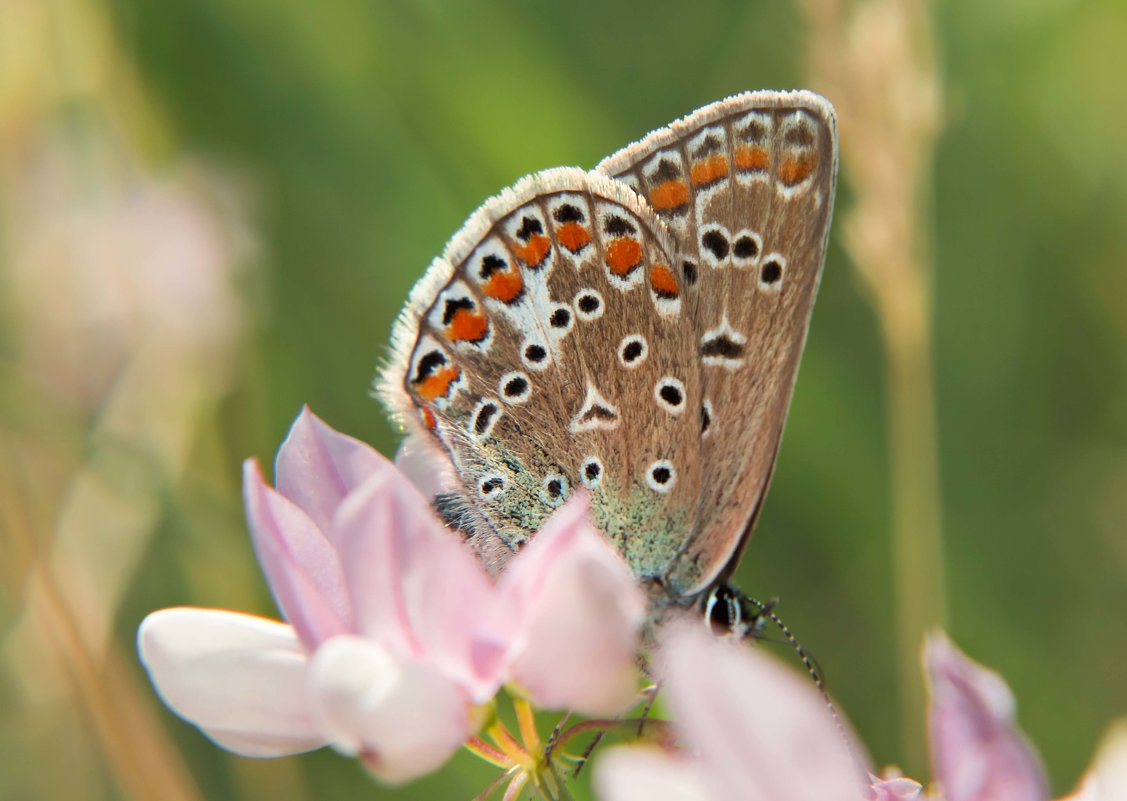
<box><xmin>138</xmin><ymin>408</ymin><xmax>644</xmax><ymax>782</ymax></box>
<box><xmin>139</xmin><ymin>408</ymin><xmax>1124</xmax><ymax>797</ymax></box>
<box><xmin>594</xmin><ymin>625</ymin><xmax>1123</xmax><ymax>801</ymax></box>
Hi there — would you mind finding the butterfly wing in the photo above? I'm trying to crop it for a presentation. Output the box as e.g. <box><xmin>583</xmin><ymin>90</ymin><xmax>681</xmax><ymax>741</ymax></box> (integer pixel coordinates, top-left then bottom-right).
<box><xmin>597</xmin><ymin>91</ymin><xmax>838</xmax><ymax>595</ymax></box>
<box><xmin>380</xmin><ymin>168</ymin><xmax>704</xmax><ymax>579</ymax></box>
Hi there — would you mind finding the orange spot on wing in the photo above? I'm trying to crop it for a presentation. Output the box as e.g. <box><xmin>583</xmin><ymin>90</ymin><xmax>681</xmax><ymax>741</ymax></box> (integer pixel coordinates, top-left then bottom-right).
<box><xmin>690</xmin><ymin>155</ymin><xmax>730</xmax><ymax>186</ymax></box>
<box><xmin>416</xmin><ymin>365</ymin><xmax>460</xmax><ymax>402</ymax></box>
<box><xmin>557</xmin><ymin>222</ymin><xmax>591</xmax><ymax>253</ymax></box>
<box><xmin>778</xmin><ymin>153</ymin><xmax>817</xmax><ymax>185</ymax></box>
<box><xmin>421</xmin><ymin>406</ymin><xmax>437</xmax><ymax>430</ymax></box>
<box><xmin>649</xmin><ymin>264</ymin><xmax>679</xmax><ymax>298</ymax></box>
<box><xmin>445</xmin><ymin>308</ymin><xmax>489</xmax><ymax>342</ymax></box>
<box><xmin>649</xmin><ymin>180</ymin><xmax>690</xmax><ymax>210</ymax></box>
<box><xmin>734</xmin><ymin>145</ymin><xmax>770</xmax><ymax>171</ymax></box>
<box><xmin>512</xmin><ymin>234</ymin><xmax>551</xmax><ymax>266</ymax></box>
<box><xmin>606</xmin><ymin>237</ymin><xmax>643</xmax><ymax>276</ymax></box>
<box><xmin>483</xmin><ymin>270</ymin><xmax>523</xmax><ymax>303</ymax></box>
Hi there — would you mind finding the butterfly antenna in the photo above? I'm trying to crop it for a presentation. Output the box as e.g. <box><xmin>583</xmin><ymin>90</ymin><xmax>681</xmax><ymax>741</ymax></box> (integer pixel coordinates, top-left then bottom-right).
<box><xmin>745</xmin><ymin>597</ymin><xmax>862</xmax><ymax>776</ymax></box>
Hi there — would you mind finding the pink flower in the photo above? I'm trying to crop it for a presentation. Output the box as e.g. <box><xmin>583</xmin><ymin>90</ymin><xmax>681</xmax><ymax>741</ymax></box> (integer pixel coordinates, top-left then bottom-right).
<box><xmin>138</xmin><ymin>407</ymin><xmax>644</xmax><ymax>783</ymax></box>
<box><xmin>925</xmin><ymin>632</ymin><xmax>1050</xmax><ymax>801</ymax></box>
<box><xmin>594</xmin><ymin>622</ymin><xmax>868</xmax><ymax>801</ymax></box>
<box><xmin>925</xmin><ymin>634</ymin><xmax>1127</xmax><ymax>801</ymax></box>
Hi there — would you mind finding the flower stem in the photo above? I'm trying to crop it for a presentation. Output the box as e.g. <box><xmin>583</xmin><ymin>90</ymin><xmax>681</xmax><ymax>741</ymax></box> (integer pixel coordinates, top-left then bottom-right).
<box><xmin>465</xmin><ymin>736</ymin><xmax>515</xmax><ymax>769</ymax></box>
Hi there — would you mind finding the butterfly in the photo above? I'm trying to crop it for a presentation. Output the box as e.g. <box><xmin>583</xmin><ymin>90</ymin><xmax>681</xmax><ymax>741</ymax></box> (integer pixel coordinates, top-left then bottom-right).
<box><xmin>380</xmin><ymin>90</ymin><xmax>838</xmax><ymax>636</ymax></box>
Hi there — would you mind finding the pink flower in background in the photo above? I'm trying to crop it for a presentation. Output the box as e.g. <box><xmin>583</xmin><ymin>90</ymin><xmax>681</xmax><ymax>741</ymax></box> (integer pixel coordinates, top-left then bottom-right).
<box><xmin>925</xmin><ymin>632</ymin><xmax>1049</xmax><ymax>801</ymax></box>
<box><xmin>924</xmin><ymin>634</ymin><xmax>1126</xmax><ymax>801</ymax></box>
<box><xmin>138</xmin><ymin>407</ymin><xmax>644</xmax><ymax>783</ymax></box>
<box><xmin>594</xmin><ymin>622</ymin><xmax>871</xmax><ymax>801</ymax></box>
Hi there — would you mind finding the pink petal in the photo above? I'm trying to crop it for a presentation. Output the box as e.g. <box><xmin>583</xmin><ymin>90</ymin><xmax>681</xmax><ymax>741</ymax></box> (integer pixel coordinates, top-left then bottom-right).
<box><xmin>394</xmin><ymin>432</ymin><xmax>457</xmax><ymax>498</ymax></box>
<box><xmin>275</xmin><ymin>406</ymin><xmax>394</xmax><ymax>537</ymax></box>
<box><xmin>499</xmin><ymin>495</ymin><xmax>645</xmax><ymax>715</ymax></box>
<box><xmin>869</xmin><ymin>776</ymin><xmax>924</xmax><ymax>801</ymax></box>
<box><xmin>308</xmin><ymin>635</ymin><xmax>471</xmax><ymax>784</ymax></box>
<box><xmin>660</xmin><ymin>622</ymin><xmax>861</xmax><ymax>801</ymax></box>
<box><xmin>333</xmin><ymin>470</ymin><xmax>496</xmax><ymax>695</ymax></box>
<box><xmin>244</xmin><ymin>459</ymin><xmax>350</xmax><ymax>647</ymax></box>
<box><xmin>595</xmin><ymin>746</ymin><xmax>715</xmax><ymax>801</ymax></box>
<box><xmin>925</xmin><ymin>633</ymin><xmax>1049</xmax><ymax>801</ymax></box>
<box><xmin>137</xmin><ymin>608</ymin><xmax>325</xmax><ymax>757</ymax></box>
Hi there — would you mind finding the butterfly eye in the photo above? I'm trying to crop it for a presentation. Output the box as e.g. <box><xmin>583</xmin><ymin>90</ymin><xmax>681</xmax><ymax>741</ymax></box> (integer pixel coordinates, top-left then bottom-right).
<box><xmin>704</xmin><ymin>585</ymin><xmax>748</xmax><ymax>637</ymax></box>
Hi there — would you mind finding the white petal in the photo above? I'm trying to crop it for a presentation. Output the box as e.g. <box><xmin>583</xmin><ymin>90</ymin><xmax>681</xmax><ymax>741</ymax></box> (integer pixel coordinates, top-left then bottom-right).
<box><xmin>138</xmin><ymin>608</ymin><xmax>325</xmax><ymax>757</ymax></box>
<box><xmin>309</xmin><ymin>635</ymin><xmax>471</xmax><ymax>784</ymax></box>
<box><xmin>595</xmin><ymin>746</ymin><xmax>716</xmax><ymax>801</ymax></box>
<box><xmin>1058</xmin><ymin>719</ymin><xmax>1127</xmax><ymax>801</ymax></box>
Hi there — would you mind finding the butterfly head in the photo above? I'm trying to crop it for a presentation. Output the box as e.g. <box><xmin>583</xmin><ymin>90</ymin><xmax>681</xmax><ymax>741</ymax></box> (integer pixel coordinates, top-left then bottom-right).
<box><xmin>702</xmin><ymin>583</ymin><xmax>772</xmax><ymax>641</ymax></box>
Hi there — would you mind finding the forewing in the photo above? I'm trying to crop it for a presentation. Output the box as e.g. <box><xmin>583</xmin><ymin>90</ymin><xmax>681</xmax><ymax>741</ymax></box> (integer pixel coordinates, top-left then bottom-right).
<box><xmin>380</xmin><ymin>168</ymin><xmax>703</xmax><ymax>579</ymax></box>
<box><xmin>598</xmin><ymin>91</ymin><xmax>838</xmax><ymax>594</ymax></box>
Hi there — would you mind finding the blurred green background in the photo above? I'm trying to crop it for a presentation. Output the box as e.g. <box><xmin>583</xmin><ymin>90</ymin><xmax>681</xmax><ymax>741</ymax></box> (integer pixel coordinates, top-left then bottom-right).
<box><xmin>2</xmin><ymin>0</ymin><xmax>1125</xmax><ymax>799</ymax></box>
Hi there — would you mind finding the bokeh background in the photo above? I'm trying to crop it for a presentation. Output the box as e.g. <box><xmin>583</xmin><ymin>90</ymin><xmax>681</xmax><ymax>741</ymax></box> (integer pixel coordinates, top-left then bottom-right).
<box><xmin>2</xmin><ymin>0</ymin><xmax>1125</xmax><ymax>799</ymax></box>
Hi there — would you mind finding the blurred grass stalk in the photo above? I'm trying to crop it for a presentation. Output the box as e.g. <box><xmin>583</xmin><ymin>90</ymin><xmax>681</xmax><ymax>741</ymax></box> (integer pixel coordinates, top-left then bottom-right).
<box><xmin>1</xmin><ymin>0</ymin><xmax>250</xmax><ymax>798</ymax></box>
<box><xmin>799</xmin><ymin>0</ymin><xmax>947</xmax><ymax>771</ymax></box>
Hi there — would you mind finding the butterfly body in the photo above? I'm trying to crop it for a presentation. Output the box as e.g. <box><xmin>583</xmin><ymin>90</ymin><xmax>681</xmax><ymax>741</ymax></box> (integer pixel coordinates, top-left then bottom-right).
<box><xmin>380</xmin><ymin>90</ymin><xmax>837</xmax><ymax>619</ymax></box>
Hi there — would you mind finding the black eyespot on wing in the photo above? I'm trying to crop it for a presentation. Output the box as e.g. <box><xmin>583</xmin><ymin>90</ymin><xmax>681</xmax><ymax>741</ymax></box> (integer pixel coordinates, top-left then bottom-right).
<box><xmin>682</xmin><ymin>260</ymin><xmax>698</xmax><ymax>285</ymax></box>
<box><xmin>553</xmin><ymin>204</ymin><xmax>584</xmax><ymax>223</ymax></box>
<box><xmin>579</xmin><ymin>405</ymin><xmax>616</xmax><ymax>424</ymax></box>
<box><xmin>733</xmin><ymin>236</ymin><xmax>759</xmax><ymax>260</ymax></box>
<box><xmin>652</xmin><ymin>158</ymin><xmax>680</xmax><ymax>182</ymax></box>
<box><xmin>503</xmin><ymin>376</ymin><xmax>528</xmax><ymax>398</ymax></box>
<box><xmin>480</xmin><ymin>254</ymin><xmax>507</xmax><ymax>279</ymax></box>
<box><xmin>739</xmin><ymin>118</ymin><xmax>768</xmax><ymax>142</ymax></box>
<box><xmin>577</xmin><ymin>293</ymin><xmax>600</xmax><ymax>313</ymax></box>
<box><xmin>441</xmin><ymin>297</ymin><xmax>475</xmax><ymax>325</ymax></box>
<box><xmin>701</xmin><ymin>230</ymin><xmax>729</xmax><ymax>260</ymax></box>
<box><xmin>414</xmin><ymin>351</ymin><xmax>447</xmax><ymax>382</ymax></box>
<box><xmin>524</xmin><ymin>344</ymin><xmax>547</xmax><ymax>363</ymax></box>
<box><xmin>516</xmin><ymin>216</ymin><xmax>543</xmax><ymax>241</ymax></box>
<box><xmin>546</xmin><ymin>478</ymin><xmax>562</xmax><ymax>498</ymax></box>
<box><xmin>701</xmin><ymin>336</ymin><xmax>745</xmax><ymax>359</ymax></box>
<box><xmin>622</xmin><ymin>340</ymin><xmax>643</xmax><ymax>363</ymax></box>
<box><xmin>584</xmin><ymin>461</ymin><xmax>601</xmax><ymax>481</ymax></box>
<box><xmin>659</xmin><ymin>384</ymin><xmax>683</xmax><ymax>407</ymax></box>
<box><xmin>785</xmin><ymin>123</ymin><xmax>816</xmax><ymax>146</ymax></box>
<box><xmin>651</xmin><ymin>465</ymin><xmax>672</xmax><ymax>484</ymax></box>
<box><xmin>701</xmin><ymin>404</ymin><xmax>712</xmax><ymax>433</ymax></box>
<box><xmin>480</xmin><ymin>476</ymin><xmax>504</xmax><ymax>494</ymax></box>
<box><xmin>604</xmin><ymin>215</ymin><xmax>637</xmax><ymax>236</ymax></box>
<box><xmin>550</xmin><ymin>308</ymin><xmax>571</xmax><ymax>328</ymax></box>
<box><xmin>473</xmin><ymin>402</ymin><xmax>499</xmax><ymax>436</ymax></box>
<box><xmin>761</xmin><ymin>260</ymin><xmax>783</xmax><ymax>284</ymax></box>
<box><xmin>691</xmin><ymin>134</ymin><xmax>723</xmax><ymax>159</ymax></box>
